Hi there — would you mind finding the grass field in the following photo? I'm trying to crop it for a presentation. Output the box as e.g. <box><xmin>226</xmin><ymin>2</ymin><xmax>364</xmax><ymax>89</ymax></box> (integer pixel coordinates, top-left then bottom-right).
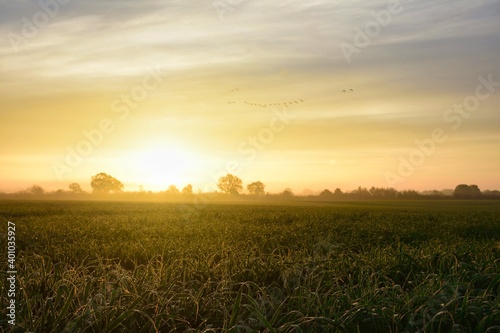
<box><xmin>1</xmin><ymin>200</ymin><xmax>499</xmax><ymax>332</ymax></box>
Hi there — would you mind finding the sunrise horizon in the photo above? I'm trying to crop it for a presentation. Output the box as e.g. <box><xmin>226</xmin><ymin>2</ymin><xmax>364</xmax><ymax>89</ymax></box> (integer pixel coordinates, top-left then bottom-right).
<box><xmin>1</xmin><ymin>170</ymin><xmax>499</xmax><ymax>196</ymax></box>
<box><xmin>2</xmin><ymin>2</ymin><xmax>500</xmax><ymax>330</ymax></box>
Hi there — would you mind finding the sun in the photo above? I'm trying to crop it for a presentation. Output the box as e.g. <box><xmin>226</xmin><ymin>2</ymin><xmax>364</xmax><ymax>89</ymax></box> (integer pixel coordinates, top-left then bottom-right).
<box><xmin>127</xmin><ymin>144</ymin><xmax>196</xmax><ymax>191</ymax></box>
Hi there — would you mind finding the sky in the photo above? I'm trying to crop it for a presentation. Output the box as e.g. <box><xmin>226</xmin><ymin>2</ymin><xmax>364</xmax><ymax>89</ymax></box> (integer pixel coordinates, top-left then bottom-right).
<box><xmin>1</xmin><ymin>0</ymin><xmax>499</xmax><ymax>193</ymax></box>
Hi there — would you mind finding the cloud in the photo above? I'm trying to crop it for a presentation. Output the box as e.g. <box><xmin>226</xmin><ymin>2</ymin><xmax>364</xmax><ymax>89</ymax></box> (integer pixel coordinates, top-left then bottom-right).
<box><xmin>0</xmin><ymin>0</ymin><xmax>499</xmax><ymax>190</ymax></box>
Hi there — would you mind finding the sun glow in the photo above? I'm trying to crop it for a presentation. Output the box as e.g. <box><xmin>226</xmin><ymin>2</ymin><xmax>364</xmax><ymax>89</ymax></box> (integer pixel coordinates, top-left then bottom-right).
<box><xmin>125</xmin><ymin>144</ymin><xmax>198</xmax><ymax>191</ymax></box>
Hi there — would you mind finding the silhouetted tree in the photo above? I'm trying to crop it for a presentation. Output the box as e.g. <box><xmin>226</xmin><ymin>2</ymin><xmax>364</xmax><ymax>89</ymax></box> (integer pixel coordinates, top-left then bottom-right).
<box><xmin>454</xmin><ymin>184</ymin><xmax>470</xmax><ymax>197</ymax></box>
<box><xmin>483</xmin><ymin>190</ymin><xmax>500</xmax><ymax>198</ymax></box>
<box><xmin>469</xmin><ymin>185</ymin><xmax>482</xmax><ymax>197</ymax></box>
<box><xmin>319</xmin><ymin>189</ymin><xmax>333</xmax><ymax>198</ymax></box>
<box><xmin>68</xmin><ymin>183</ymin><xmax>83</xmax><ymax>193</ymax></box>
<box><xmin>182</xmin><ymin>184</ymin><xmax>193</xmax><ymax>195</ymax></box>
<box><xmin>166</xmin><ymin>185</ymin><xmax>180</xmax><ymax>195</ymax></box>
<box><xmin>369</xmin><ymin>187</ymin><xmax>398</xmax><ymax>198</ymax></box>
<box><xmin>351</xmin><ymin>186</ymin><xmax>370</xmax><ymax>199</ymax></box>
<box><xmin>90</xmin><ymin>173</ymin><xmax>124</xmax><ymax>194</ymax></box>
<box><xmin>247</xmin><ymin>181</ymin><xmax>265</xmax><ymax>195</ymax></box>
<box><xmin>334</xmin><ymin>188</ymin><xmax>343</xmax><ymax>196</ymax></box>
<box><xmin>398</xmin><ymin>190</ymin><xmax>420</xmax><ymax>199</ymax></box>
<box><xmin>28</xmin><ymin>185</ymin><xmax>45</xmax><ymax>195</ymax></box>
<box><xmin>282</xmin><ymin>188</ymin><xmax>294</xmax><ymax>197</ymax></box>
<box><xmin>453</xmin><ymin>184</ymin><xmax>482</xmax><ymax>198</ymax></box>
<box><xmin>217</xmin><ymin>174</ymin><xmax>243</xmax><ymax>195</ymax></box>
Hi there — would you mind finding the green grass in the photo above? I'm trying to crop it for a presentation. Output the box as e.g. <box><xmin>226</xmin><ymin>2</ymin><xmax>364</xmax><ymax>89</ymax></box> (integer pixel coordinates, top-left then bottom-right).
<box><xmin>1</xmin><ymin>200</ymin><xmax>499</xmax><ymax>332</ymax></box>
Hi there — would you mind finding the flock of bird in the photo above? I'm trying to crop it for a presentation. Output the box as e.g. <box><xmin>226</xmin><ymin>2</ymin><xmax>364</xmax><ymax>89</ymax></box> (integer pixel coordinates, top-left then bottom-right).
<box><xmin>228</xmin><ymin>99</ymin><xmax>305</xmax><ymax>108</ymax></box>
<box><xmin>225</xmin><ymin>88</ymin><xmax>355</xmax><ymax>106</ymax></box>
<box><xmin>227</xmin><ymin>88</ymin><xmax>305</xmax><ymax>108</ymax></box>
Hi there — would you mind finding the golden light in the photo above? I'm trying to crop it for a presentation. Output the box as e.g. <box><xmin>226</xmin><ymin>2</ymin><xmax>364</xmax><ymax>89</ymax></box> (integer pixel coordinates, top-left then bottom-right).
<box><xmin>125</xmin><ymin>144</ymin><xmax>197</xmax><ymax>191</ymax></box>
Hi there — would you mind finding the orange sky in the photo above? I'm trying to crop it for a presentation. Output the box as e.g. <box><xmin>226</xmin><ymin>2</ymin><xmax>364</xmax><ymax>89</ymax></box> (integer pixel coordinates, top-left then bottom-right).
<box><xmin>1</xmin><ymin>0</ymin><xmax>499</xmax><ymax>193</ymax></box>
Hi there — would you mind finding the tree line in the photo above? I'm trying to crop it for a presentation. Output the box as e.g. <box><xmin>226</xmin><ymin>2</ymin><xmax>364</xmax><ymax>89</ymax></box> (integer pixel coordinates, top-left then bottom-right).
<box><xmin>4</xmin><ymin>172</ymin><xmax>500</xmax><ymax>200</ymax></box>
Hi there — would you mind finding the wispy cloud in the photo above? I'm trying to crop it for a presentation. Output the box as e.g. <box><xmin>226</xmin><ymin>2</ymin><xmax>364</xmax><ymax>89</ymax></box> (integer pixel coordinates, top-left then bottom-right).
<box><xmin>1</xmin><ymin>0</ymin><xmax>499</xmax><ymax>191</ymax></box>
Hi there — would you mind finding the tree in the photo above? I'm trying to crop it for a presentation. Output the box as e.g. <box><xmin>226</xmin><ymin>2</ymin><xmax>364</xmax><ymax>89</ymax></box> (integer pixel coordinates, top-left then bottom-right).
<box><xmin>399</xmin><ymin>190</ymin><xmax>420</xmax><ymax>199</ymax></box>
<box><xmin>453</xmin><ymin>184</ymin><xmax>482</xmax><ymax>198</ymax></box>
<box><xmin>247</xmin><ymin>181</ymin><xmax>265</xmax><ymax>195</ymax></box>
<box><xmin>351</xmin><ymin>186</ymin><xmax>370</xmax><ymax>199</ymax></box>
<box><xmin>166</xmin><ymin>185</ymin><xmax>180</xmax><ymax>195</ymax></box>
<box><xmin>282</xmin><ymin>188</ymin><xmax>294</xmax><ymax>197</ymax></box>
<box><xmin>28</xmin><ymin>185</ymin><xmax>45</xmax><ymax>195</ymax></box>
<box><xmin>369</xmin><ymin>187</ymin><xmax>398</xmax><ymax>198</ymax></box>
<box><xmin>68</xmin><ymin>183</ymin><xmax>83</xmax><ymax>193</ymax></box>
<box><xmin>90</xmin><ymin>173</ymin><xmax>124</xmax><ymax>194</ymax></box>
<box><xmin>454</xmin><ymin>184</ymin><xmax>470</xmax><ymax>197</ymax></box>
<box><xmin>483</xmin><ymin>190</ymin><xmax>500</xmax><ymax>198</ymax></box>
<box><xmin>469</xmin><ymin>185</ymin><xmax>482</xmax><ymax>197</ymax></box>
<box><xmin>217</xmin><ymin>174</ymin><xmax>243</xmax><ymax>195</ymax></box>
<box><xmin>319</xmin><ymin>189</ymin><xmax>333</xmax><ymax>198</ymax></box>
<box><xmin>182</xmin><ymin>184</ymin><xmax>193</xmax><ymax>195</ymax></box>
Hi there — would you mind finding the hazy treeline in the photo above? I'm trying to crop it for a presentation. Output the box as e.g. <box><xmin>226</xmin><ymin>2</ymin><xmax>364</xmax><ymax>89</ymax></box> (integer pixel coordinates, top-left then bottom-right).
<box><xmin>1</xmin><ymin>184</ymin><xmax>499</xmax><ymax>201</ymax></box>
<box><xmin>2</xmin><ymin>173</ymin><xmax>499</xmax><ymax>201</ymax></box>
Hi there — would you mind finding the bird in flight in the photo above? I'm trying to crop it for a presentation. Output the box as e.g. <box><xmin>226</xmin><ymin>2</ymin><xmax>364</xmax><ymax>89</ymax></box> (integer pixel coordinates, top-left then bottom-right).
<box><xmin>230</xmin><ymin>96</ymin><xmax>305</xmax><ymax>108</ymax></box>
